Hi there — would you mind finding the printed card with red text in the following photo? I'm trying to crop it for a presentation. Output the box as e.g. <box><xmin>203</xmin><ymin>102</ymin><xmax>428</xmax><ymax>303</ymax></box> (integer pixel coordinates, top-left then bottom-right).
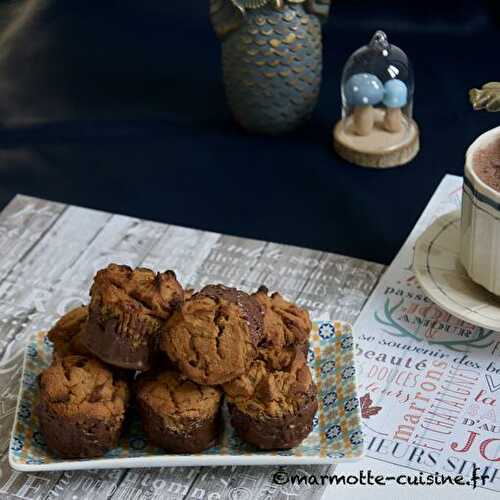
<box><xmin>353</xmin><ymin>174</ymin><xmax>500</xmax><ymax>493</ymax></box>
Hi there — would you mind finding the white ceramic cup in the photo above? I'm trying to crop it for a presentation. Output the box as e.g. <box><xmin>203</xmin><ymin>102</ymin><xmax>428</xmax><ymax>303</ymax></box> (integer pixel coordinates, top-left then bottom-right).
<box><xmin>460</xmin><ymin>125</ymin><xmax>500</xmax><ymax>295</ymax></box>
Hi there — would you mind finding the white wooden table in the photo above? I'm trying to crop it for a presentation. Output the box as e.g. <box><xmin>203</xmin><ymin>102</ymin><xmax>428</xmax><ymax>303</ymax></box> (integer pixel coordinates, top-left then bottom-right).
<box><xmin>0</xmin><ymin>195</ymin><xmax>384</xmax><ymax>500</ymax></box>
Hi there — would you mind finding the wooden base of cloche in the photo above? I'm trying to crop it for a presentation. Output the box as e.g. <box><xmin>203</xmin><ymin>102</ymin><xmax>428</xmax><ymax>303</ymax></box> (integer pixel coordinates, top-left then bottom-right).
<box><xmin>333</xmin><ymin>114</ymin><xmax>420</xmax><ymax>169</ymax></box>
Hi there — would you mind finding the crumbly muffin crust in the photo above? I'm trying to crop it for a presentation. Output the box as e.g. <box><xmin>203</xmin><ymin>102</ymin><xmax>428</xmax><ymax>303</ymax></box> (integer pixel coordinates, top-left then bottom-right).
<box><xmin>47</xmin><ymin>305</ymin><xmax>91</xmax><ymax>358</ymax></box>
<box><xmin>223</xmin><ymin>351</ymin><xmax>314</xmax><ymax>418</ymax></box>
<box><xmin>37</xmin><ymin>355</ymin><xmax>129</xmax><ymax>458</ymax></box>
<box><xmin>200</xmin><ymin>285</ymin><xmax>264</xmax><ymax>345</ymax></box>
<box><xmin>137</xmin><ymin>371</ymin><xmax>222</xmax><ymax>428</ymax></box>
<box><xmin>258</xmin><ymin>344</ymin><xmax>309</xmax><ymax>371</ymax></box>
<box><xmin>161</xmin><ymin>285</ymin><xmax>263</xmax><ymax>386</ymax></box>
<box><xmin>81</xmin><ymin>264</ymin><xmax>184</xmax><ymax>370</ymax></box>
<box><xmin>90</xmin><ymin>264</ymin><xmax>184</xmax><ymax>342</ymax></box>
<box><xmin>223</xmin><ymin>351</ymin><xmax>317</xmax><ymax>449</ymax></box>
<box><xmin>253</xmin><ymin>286</ymin><xmax>311</xmax><ymax>370</ymax></box>
<box><xmin>228</xmin><ymin>396</ymin><xmax>317</xmax><ymax>450</ymax></box>
<box><xmin>253</xmin><ymin>286</ymin><xmax>311</xmax><ymax>350</ymax></box>
<box><xmin>136</xmin><ymin>371</ymin><xmax>222</xmax><ymax>453</ymax></box>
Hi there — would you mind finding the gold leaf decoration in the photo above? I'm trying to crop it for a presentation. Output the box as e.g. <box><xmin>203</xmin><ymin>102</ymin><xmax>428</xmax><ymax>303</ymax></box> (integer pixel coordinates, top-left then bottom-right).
<box><xmin>470</xmin><ymin>82</ymin><xmax>500</xmax><ymax>112</ymax></box>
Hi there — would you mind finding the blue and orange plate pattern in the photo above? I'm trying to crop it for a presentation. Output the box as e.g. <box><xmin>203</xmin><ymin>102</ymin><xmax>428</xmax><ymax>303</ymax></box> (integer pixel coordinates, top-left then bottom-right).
<box><xmin>9</xmin><ymin>321</ymin><xmax>364</xmax><ymax>471</ymax></box>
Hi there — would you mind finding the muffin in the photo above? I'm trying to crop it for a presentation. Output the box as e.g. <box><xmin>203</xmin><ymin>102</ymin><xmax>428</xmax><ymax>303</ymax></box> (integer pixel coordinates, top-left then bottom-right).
<box><xmin>36</xmin><ymin>355</ymin><xmax>129</xmax><ymax>458</ymax></box>
<box><xmin>223</xmin><ymin>350</ymin><xmax>317</xmax><ymax>450</ymax></box>
<box><xmin>161</xmin><ymin>284</ymin><xmax>263</xmax><ymax>385</ymax></box>
<box><xmin>252</xmin><ymin>286</ymin><xmax>312</xmax><ymax>370</ymax></box>
<box><xmin>136</xmin><ymin>370</ymin><xmax>222</xmax><ymax>453</ymax></box>
<box><xmin>80</xmin><ymin>264</ymin><xmax>184</xmax><ymax>370</ymax></box>
<box><xmin>47</xmin><ymin>305</ymin><xmax>91</xmax><ymax>359</ymax></box>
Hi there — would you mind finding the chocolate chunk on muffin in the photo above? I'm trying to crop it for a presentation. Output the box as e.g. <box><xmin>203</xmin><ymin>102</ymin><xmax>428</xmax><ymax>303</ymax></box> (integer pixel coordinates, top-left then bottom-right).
<box><xmin>253</xmin><ymin>286</ymin><xmax>312</xmax><ymax>370</ymax></box>
<box><xmin>161</xmin><ymin>284</ymin><xmax>263</xmax><ymax>385</ymax></box>
<box><xmin>80</xmin><ymin>264</ymin><xmax>184</xmax><ymax>371</ymax></box>
<box><xmin>48</xmin><ymin>305</ymin><xmax>91</xmax><ymax>359</ymax></box>
<box><xmin>36</xmin><ymin>355</ymin><xmax>129</xmax><ymax>458</ymax></box>
<box><xmin>136</xmin><ymin>370</ymin><xmax>222</xmax><ymax>453</ymax></box>
<box><xmin>223</xmin><ymin>350</ymin><xmax>317</xmax><ymax>450</ymax></box>
<box><xmin>200</xmin><ymin>285</ymin><xmax>264</xmax><ymax>342</ymax></box>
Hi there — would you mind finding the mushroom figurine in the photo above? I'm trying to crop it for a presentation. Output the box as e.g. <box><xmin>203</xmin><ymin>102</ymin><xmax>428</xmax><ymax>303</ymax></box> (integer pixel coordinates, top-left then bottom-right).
<box><xmin>344</xmin><ymin>73</ymin><xmax>384</xmax><ymax>136</ymax></box>
<box><xmin>383</xmin><ymin>79</ymin><xmax>408</xmax><ymax>133</ymax></box>
<box><xmin>333</xmin><ymin>31</ymin><xmax>420</xmax><ymax>168</ymax></box>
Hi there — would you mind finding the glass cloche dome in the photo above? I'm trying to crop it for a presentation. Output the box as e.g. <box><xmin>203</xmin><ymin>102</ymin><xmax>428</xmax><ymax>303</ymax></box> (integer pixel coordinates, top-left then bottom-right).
<box><xmin>333</xmin><ymin>31</ymin><xmax>420</xmax><ymax>168</ymax></box>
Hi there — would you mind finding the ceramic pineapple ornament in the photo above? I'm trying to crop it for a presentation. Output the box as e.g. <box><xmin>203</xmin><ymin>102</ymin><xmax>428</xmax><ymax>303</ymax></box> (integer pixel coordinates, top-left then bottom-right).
<box><xmin>210</xmin><ymin>0</ymin><xmax>331</xmax><ymax>134</ymax></box>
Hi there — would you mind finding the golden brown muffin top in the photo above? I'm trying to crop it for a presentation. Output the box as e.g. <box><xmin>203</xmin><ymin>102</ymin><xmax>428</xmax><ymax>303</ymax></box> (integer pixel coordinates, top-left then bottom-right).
<box><xmin>136</xmin><ymin>371</ymin><xmax>221</xmax><ymax>430</ymax></box>
<box><xmin>89</xmin><ymin>264</ymin><xmax>184</xmax><ymax>336</ymax></box>
<box><xmin>258</xmin><ymin>345</ymin><xmax>306</xmax><ymax>371</ymax></box>
<box><xmin>253</xmin><ymin>286</ymin><xmax>312</xmax><ymax>350</ymax></box>
<box><xmin>39</xmin><ymin>355</ymin><xmax>129</xmax><ymax>420</ymax></box>
<box><xmin>161</xmin><ymin>285</ymin><xmax>263</xmax><ymax>386</ymax></box>
<box><xmin>48</xmin><ymin>306</ymin><xmax>91</xmax><ymax>358</ymax></box>
<box><xmin>223</xmin><ymin>351</ymin><xmax>315</xmax><ymax>419</ymax></box>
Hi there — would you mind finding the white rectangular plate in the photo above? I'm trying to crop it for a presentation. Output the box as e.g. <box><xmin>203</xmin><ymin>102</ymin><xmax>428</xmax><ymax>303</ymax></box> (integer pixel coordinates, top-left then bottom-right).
<box><xmin>9</xmin><ymin>321</ymin><xmax>364</xmax><ymax>471</ymax></box>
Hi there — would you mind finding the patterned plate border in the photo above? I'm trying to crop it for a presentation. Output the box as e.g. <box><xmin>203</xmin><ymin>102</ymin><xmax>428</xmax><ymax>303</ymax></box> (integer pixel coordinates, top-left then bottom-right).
<box><xmin>9</xmin><ymin>320</ymin><xmax>365</xmax><ymax>471</ymax></box>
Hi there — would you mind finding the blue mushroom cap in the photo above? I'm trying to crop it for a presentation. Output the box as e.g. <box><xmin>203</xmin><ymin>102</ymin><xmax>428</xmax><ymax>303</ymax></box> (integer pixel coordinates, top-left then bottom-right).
<box><xmin>383</xmin><ymin>79</ymin><xmax>408</xmax><ymax>108</ymax></box>
<box><xmin>344</xmin><ymin>73</ymin><xmax>384</xmax><ymax>107</ymax></box>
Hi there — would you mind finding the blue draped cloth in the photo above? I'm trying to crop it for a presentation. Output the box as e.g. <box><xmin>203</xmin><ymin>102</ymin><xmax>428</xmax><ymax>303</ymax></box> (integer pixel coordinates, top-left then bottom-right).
<box><xmin>0</xmin><ymin>0</ymin><xmax>498</xmax><ymax>263</ymax></box>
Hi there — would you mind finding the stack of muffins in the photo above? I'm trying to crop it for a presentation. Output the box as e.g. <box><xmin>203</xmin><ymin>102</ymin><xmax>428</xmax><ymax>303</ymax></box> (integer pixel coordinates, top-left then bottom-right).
<box><xmin>37</xmin><ymin>263</ymin><xmax>318</xmax><ymax>458</ymax></box>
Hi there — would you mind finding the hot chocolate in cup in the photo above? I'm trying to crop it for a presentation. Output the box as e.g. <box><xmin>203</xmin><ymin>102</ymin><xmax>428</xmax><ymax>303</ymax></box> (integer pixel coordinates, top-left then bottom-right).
<box><xmin>461</xmin><ymin>125</ymin><xmax>500</xmax><ymax>295</ymax></box>
<box><xmin>473</xmin><ymin>136</ymin><xmax>500</xmax><ymax>192</ymax></box>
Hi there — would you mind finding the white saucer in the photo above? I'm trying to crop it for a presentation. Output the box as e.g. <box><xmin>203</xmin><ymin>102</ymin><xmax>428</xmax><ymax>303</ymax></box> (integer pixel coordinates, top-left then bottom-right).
<box><xmin>414</xmin><ymin>210</ymin><xmax>500</xmax><ymax>332</ymax></box>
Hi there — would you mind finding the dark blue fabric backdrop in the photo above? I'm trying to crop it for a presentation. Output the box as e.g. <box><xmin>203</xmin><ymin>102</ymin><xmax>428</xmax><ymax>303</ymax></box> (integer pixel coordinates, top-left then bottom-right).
<box><xmin>0</xmin><ymin>0</ymin><xmax>498</xmax><ymax>264</ymax></box>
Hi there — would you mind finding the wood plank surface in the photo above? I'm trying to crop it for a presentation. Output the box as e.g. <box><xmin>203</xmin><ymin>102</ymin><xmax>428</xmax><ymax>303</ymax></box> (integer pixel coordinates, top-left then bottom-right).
<box><xmin>0</xmin><ymin>195</ymin><xmax>385</xmax><ymax>500</ymax></box>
